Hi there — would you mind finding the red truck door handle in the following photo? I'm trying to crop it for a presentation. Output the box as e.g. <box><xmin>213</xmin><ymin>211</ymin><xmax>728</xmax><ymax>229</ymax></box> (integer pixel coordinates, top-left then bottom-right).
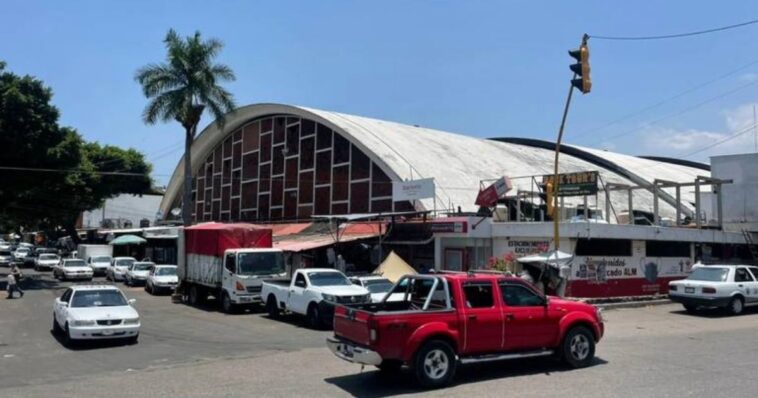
<box><xmin>468</xmin><ymin>314</ymin><xmax>477</xmax><ymax>320</ymax></box>
<box><xmin>505</xmin><ymin>313</ymin><xmax>515</xmax><ymax>321</ymax></box>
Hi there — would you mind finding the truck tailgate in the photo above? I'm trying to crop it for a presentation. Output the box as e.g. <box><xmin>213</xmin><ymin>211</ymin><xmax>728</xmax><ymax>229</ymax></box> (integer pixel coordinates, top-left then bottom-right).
<box><xmin>333</xmin><ymin>305</ymin><xmax>372</xmax><ymax>346</ymax></box>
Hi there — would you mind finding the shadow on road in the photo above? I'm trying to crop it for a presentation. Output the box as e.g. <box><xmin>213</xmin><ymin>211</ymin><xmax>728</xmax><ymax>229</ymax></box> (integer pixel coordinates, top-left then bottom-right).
<box><xmin>49</xmin><ymin>329</ymin><xmax>136</xmax><ymax>351</ymax></box>
<box><xmin>669</xmin><ymin>305</ymin><xmax>758</xmax><ymax>318</ymax></box>
<box><xmin>324</xmin><ymin>356</ymin><xmax>608</xmax><ymax>397</ymax></box>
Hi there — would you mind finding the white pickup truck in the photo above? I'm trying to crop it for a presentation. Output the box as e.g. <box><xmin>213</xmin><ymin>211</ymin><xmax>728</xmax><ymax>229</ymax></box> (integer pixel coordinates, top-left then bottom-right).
<box><xmin>262</xmin><ymin>268</ymin><xmax>371</xmax><ymax>329</ymax></box>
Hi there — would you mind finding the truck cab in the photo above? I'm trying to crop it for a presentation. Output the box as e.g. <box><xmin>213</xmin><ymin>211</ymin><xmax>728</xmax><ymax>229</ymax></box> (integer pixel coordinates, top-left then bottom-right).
<box><xmin>220</xmin><ymin>248</ymin><xmax>285</xmax><ymax>311</ymax></box>
<box><xmin>328</xmin><ymin>272</ymin><xmax>604</xmax><ymax>388</ymax></box>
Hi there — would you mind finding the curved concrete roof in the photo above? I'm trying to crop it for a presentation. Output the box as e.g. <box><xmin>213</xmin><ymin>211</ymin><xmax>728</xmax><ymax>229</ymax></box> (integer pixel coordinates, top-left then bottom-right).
<box><xmin>161</xmin><ymin>103</ymin><xmax>709</xmax><ymax>222</ymax></box>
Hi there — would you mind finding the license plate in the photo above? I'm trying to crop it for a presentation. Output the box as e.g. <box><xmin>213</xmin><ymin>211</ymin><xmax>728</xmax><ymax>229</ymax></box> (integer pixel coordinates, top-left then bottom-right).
<box><xmin>101</xmin><ymin>329</ymin><xmax>114</xmax><ymax>336</ymax></box>
<box><xmin>239</xmin><ymin>297</ymin><xmax>253</xmax><ymax>303</ymax></box>
<box><xmin>685</xmin><ymin>287</ymin><xmax>695</xmax><ymax>293</ymax></box>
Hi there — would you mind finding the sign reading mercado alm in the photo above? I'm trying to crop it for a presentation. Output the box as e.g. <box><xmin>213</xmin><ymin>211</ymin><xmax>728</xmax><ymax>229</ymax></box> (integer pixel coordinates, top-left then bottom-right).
<box><xmin>542</xmin><ymin>171</ymin><xmax>599</xmax><ymax>197</ymax></box>
<box><xmin>392</xmin><ymin>178</ymin><xmax>435</xmax><ymax>202</ymax></box>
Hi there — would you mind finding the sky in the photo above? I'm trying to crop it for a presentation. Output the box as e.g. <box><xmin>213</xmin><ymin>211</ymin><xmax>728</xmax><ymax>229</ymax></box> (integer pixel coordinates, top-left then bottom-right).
<box><xmin>3</xmin><ymin>1</ymin><xmax>758</xmax><ymax>187</ymax></box>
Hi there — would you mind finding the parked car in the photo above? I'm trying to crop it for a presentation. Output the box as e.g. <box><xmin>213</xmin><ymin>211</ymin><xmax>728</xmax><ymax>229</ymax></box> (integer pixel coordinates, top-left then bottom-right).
<box><xmin>350</xmin><ymin>276</ymin><xmax>395</xmax><ymax>303</ymax></box>
<box><xmin>52</xmin><ymin>285</ymin><xmax>140</xmax><ymax>346</ymax></box>
<box><xmin>35</xmin><ymin>253</ymin><xmax>61</xmax><ymax>271</ymax></box>
<box><xmin>262</xmin><ymin>268</ymin><xmax>372</xmax><ymax>329</ymax></box>
<box><xmin>125</xmin><ymin>262</ymin><xmax>154</xmax><ymax>286</ymax></box>
<box><xmin>328</xmin><ymin>272</ymin><xmax>604</xmax><ymax>388</ymax></box>
<box><xmin>53</xmin><ymin>258</ymin><xmax>94</xmax><ymax>281</ymax></box>
<box><xmin>145</xmin><ymin>265</ymin><xmax>178</xmax><ymax>295</ymax></box>
<box><xmin>0</xmin><ymin>250</ymin><xmax>13</xmax><ymax>266</ymax></box>
<box><xmin>669</xmin><ymin>265</ymin><xmax>758</xmax><ymax>315</ymax></box>
<box><xmin>12</xmin><ymin>246</ymin><xmax>31</xmax><ymax>263</ymax></box>
<box><xmin>87</xmin><ymin>255</ymin><xmax>113</xmax><ymax>276</ymax></box>
<box><xmin>106</xmin><ymin>257</ymin><xmax>136</xmax><ymax>282</ymax></box>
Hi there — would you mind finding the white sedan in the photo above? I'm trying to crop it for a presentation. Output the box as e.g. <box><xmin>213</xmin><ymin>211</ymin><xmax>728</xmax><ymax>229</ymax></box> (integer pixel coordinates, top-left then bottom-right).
<box><xmin>54</xmin><ymin>259</ymin><xmax>94</xmax><ymax>281</ymax></box>
<box><xmin>350</xmin><ymin>276</ymin><xmax>395</xmax><ymax>302</ymax></box>
<box><xmin>106</xmin><ymin>257</ymin><xmax>136</xmax><ymax>282</ymax></box>
<box><xmin>669</xmin><ymin>265</ymin><xmax>758</xmax><ymax>315</ymax></box>
<box><xmin>35</xmin><ymin>253</ymin><xmax>60</xmax><ymax>271</ymax></box>
<box><xmin>145</xmin><ymin>265</ymin><xmax>178</xmax><ymax>295</ymax></box>
<box><xmin>52</xmin><ymin>285</ymin><xmax>140</xmax><ymax>346</ymax></box>
<box><xmin>125</xmin><ymin>262</ymin><xmax>154</xmax><ymax>286</ymax></box>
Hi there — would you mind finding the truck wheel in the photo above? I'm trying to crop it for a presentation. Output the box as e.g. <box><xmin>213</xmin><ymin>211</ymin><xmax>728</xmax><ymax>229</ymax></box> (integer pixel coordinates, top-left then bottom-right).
<box><xmin>414</xmin><ymin>340</ymin><xmax>456</xmax><ymax>389</ymax></box>
<box><xmin>188</xmin><ymin>285</ymin><xmax>200</xmax><ymax>306</ymax></box>
<box><xmin>561</xmin><ymin>326</ymin><xmax>595</xmax><ymax>368</ymax></box>
<box><xmin>221</xmin><ymin>291</ymin><xmax>236</xmax><ymax>314</ymax></box>
<box><xmin>727</xmin><ymin>296</ymin><xmax>744</xmax><ymax>315</ymax></box>
<box><xmin>266</xmin><ymin>296</ymin><xmax>280</xmax><ymax>319</ymax></box>
<box><xmin>307</xmin><ymin>304</ymin><xmax>323</xmax><ymax>330</ymax></box>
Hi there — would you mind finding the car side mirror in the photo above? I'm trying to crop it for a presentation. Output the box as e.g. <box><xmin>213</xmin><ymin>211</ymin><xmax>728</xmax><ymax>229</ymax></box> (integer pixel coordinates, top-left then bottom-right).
<box><xmin>128</xmin><ymin>298</ymin><xmax>136</xmax><ymax>305</ymax></box>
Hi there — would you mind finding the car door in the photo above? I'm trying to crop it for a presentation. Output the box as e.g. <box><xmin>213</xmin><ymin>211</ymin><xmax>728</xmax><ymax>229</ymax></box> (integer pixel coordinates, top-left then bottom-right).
<box><xmin>461</xmin><ymin>281</ymin><xmax>503</xmax><ymax>354</ymax></box>
<box><xmin>734</xmin><ymin>267</ymin><xmax>754</xmax><ymax>300</ymax></box>
<box><xmin>55</xmin><ymin>289</ymin><xmax>73</xmax><ymax>326</ymax></box>
<box><xmin>288</xmin><ymin>272</ymin><xmax>309</xmax><ymax>314</ymax></box>
<box><xmin>499</xmin><ymin>281</ymin><xmax>561</xmax><ymax>351</ymax></box>
<box><xmin>740</xmin><ymin>267</ymin><xmax>758</xmax><ymax>305</ymax></box>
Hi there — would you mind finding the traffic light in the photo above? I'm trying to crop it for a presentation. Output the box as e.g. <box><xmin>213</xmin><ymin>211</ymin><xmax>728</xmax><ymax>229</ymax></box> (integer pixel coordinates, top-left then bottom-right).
<box><xmin>569</xmin><ymin>40</ymin><xmax>591</xmax><ymax>94</ymax></box>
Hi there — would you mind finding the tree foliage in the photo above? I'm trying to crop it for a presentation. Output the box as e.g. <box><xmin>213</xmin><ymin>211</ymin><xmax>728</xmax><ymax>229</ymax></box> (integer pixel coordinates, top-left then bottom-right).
<box><xmin>135</xmin><ymin>29</ymin><xmax>236</xmax><ymax>226</ymax></box>
<box><xmin>0</xmin><ymin>62</ymin><xmax>153</xmax><ymax>239</ymax></box>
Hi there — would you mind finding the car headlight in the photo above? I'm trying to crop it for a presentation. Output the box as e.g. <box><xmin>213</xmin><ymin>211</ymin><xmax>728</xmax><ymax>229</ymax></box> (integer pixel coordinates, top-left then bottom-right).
<box><xmin>72</xmin><ymin>320</ymin><xmax>96</xmax><ymax>327</ymax></box>
<box><xmin>362</xmin><ymin>293</ymin><xmax>371</xmax><ymax>303</ymax></box>
<box><xmin>322</xmin><ymin>294</ymin><xmax>336</xmax><ymax>302</ymax></box>
<box><xmin>123</xmin><ymin>318</ymin><xmax>140</xmax><ymax>325</ymax></box>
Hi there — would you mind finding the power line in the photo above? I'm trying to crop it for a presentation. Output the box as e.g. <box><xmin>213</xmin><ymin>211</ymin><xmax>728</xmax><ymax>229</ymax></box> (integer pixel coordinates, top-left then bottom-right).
<box><xmin>0</xmin><ymin>166</ymin><xmax>149</xmax><ymax>177</ymax></box>
<box><xmin>591</xmin><ymin>18</ymin><xmax>758</xmax><ymax>41</ymax></box>
<box><xmin>680</xmin><ymin>122</ymin><xmax>758</xmax><ymax>158</ymax></box>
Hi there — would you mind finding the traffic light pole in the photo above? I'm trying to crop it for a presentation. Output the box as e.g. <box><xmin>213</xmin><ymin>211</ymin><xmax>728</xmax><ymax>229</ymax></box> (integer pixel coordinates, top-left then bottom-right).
<box><xmin>551</xmin><ymin>77</ymin><xmax>576</xmax><ymax>251</ymax></box>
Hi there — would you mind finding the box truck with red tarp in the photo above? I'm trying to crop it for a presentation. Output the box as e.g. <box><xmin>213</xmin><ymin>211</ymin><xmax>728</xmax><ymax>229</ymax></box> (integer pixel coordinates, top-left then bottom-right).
<box><xmin>179</xmin><ymin>223</ymin><xmax>285</xmax><ymax>313</ymax></box>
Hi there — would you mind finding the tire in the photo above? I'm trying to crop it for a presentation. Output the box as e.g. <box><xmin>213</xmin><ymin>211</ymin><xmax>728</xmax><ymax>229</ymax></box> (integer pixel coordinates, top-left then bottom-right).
<box><xmin>63</xmin><ymin>323</ymin><xmax>75</xmax><ymax>348</ymax></box>
<box><xmin>188</xmin><ymin>284</ymin><xmax>200</xmax><ymax>306</ymax></box>
<box><xmin>52</xmin><ymin>314</ymin><xmax>62</xmax><ymax>334</ymax></box>
<box><xmin>307</xmin><ymin>303</ymin><xmax>323</xmax><ymax>330</ymax></box>
<box><xmin>727</xmin><ymin>296</ymin><xmax>744</xmax><ymax>316</ymax></box>
<box><xmin>266</xmin><ymin>295</ymin><xmax>280</xmax><ymax>319</ymax></box>
<box><xmin>221</xmin><ymin>291</ymin><xmax>236</xmax><ymax>314</ymax></box>
<box><xmin>413</xmin><ymin>340</ymin><xmax>457</xmax><ymax>389</ymax></box>
<box><xmin>683</xmin><ymin>304</ymin><xmax>698</xmax><ymax>313</ymax></box>
<box><xmin>561</xmin><ymin>326</ymin><xmax>595</xmax><ymax>368</ymax></box>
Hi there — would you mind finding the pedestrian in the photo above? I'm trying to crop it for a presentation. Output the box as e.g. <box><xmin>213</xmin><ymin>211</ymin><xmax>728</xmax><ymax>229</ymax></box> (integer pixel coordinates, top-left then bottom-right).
<box><xmin>6</xmin><ymin>265</ymin><xmax>24</xmax><ymax>299</ymax></box>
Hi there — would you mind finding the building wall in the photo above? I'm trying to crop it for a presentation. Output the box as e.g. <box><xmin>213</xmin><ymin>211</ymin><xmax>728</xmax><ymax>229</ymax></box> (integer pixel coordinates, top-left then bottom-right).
<box><xmin>190</xmin><ymin>114</ymin><xmax>414</xmax><ymax>222</ymax></box>
<box><xmin>711</xmin><ymin>153</ymin><xmax>758</xmax><ymax>231</ymax></box>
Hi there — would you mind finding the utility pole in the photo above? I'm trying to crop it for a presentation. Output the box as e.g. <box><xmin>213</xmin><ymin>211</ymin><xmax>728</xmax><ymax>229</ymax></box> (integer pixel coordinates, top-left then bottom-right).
<box><xmin>553</xmin><ymin>34</ymin><xmax>592</xmax><ymax>251</ymax></box>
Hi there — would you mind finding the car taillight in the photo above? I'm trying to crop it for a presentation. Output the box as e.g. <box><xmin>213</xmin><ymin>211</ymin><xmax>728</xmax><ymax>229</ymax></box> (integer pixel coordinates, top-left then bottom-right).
<box><xmin>702</xmin><ymin>287</ymin><xmax>716</xmax><ymax>294</ymax></box>
<box><xmin>669</xmin><ymin>285</ymin><xmax>677</xmax><ymax>291</ymax></box>
<box><xmin>235</xmin><ymin>281</ymin><xmax>245</xmax><ymax>291</ymax></box>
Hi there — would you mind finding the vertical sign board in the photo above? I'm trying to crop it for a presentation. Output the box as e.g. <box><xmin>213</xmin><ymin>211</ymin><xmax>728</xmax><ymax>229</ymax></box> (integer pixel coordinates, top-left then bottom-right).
<box><xmin>392</xmin><ymin>178</ymin><xmax>435</xmax><ymax>202</ymax></box>
<box><xmin>475</xmin><ymin>176</ymin><xmax>513</xmax><ymax>207</ymax></box>
<box><xmin>542</xmin><ymin>171</ymin><xmax>598</xmax><ymax>197</ymax></box>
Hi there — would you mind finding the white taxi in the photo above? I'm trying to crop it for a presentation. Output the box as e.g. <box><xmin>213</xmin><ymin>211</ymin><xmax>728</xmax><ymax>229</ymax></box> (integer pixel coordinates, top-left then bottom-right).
<box><xmin>52</xmin><ymin>285</ymin><xmax>140</xmax><ymax>346</ymax></box>
<box><xmin>54</xmin><ymin>259</ymin><xmax>94</xmax><ymax>281</ymax></box>
<box><xmin>145</xmin><ymin>265</ymin><xmax>178</xmax><ymax>294</ymax></box>
<box><xmin>669</xmin><ymin>265</ymin><xmax>758</xmax><ymax>315</ymax></box>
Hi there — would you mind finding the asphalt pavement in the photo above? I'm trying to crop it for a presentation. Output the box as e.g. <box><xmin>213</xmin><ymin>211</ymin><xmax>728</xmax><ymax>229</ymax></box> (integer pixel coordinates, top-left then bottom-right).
<box><xmin>2</xmin><ymin>267</ymin><xmax>758</xmax><ymax>397</ymax></box>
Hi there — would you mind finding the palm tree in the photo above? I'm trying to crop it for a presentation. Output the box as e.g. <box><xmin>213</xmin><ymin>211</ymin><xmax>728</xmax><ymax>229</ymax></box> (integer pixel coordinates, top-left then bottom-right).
<box><xmin>136</xmin><ymin>29</ymin><xmax>236</xmax><ymax>226</ymax></box>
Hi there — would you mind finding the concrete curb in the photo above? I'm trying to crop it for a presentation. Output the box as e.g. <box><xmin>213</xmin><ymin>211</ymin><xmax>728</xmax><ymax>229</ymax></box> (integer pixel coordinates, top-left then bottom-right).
<box><xmin>595</xmin><ymin>299</ymin><xmax>672</xmax><ymax>310</ymax></box>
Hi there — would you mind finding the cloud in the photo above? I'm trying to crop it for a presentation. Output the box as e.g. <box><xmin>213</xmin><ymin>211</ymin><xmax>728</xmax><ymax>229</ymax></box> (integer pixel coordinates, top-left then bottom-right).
<box><xmin>724</xmin><ymin>103</ymin><xmax>758</xmax><ymax>131</ymax></box>
<box><xmin>642</xmin><ymin>127</ymin><xmax>726</xmax><ymax>152</ymax></box>
<box><xmin>739</xmin><ymin>73</ymin><xmax>758</xmax><ymax>83</ymax></box>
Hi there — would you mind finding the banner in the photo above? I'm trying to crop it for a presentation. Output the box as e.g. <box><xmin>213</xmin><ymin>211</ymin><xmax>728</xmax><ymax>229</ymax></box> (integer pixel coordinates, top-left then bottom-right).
<box><xmin>393</xmin><ymin>178</ymin><xmax>435</xmax><ymax>202</ymax></box>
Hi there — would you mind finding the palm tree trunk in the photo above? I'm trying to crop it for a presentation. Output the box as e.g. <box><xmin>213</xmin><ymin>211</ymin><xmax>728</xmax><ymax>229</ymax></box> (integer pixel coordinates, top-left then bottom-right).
<box><xmin>182</xmin><ymin>126</ymin><xmax>194</xmax><ymax>226</ymax></box>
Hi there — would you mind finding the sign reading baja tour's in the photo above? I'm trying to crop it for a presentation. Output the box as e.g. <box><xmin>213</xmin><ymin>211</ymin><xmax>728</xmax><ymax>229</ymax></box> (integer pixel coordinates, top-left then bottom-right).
<box><xmin>542</xmin><ymin>171</ymin><xmax>598</xmax><ymax>197</ymax></box>
<box><xmin>475</xmin><ymin>176</ymin><xmax>513</xmax><ymax>207</ymax></box>
<box><xmin>393</xmin><ymin>178</ymin><xmax>435</xmax><ymax>202</ymax></box>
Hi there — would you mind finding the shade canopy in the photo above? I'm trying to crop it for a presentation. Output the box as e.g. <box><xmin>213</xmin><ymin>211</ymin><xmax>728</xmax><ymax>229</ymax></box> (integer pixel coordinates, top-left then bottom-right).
<box><xmin>517</xmin><ymin>250</ymin><xmax>573</xmax><ymax>269</ymax></box>
<box><xmin>110</xmin><ymin>234</ymin><xmax>147</xmax><ymax>246</ymax></box>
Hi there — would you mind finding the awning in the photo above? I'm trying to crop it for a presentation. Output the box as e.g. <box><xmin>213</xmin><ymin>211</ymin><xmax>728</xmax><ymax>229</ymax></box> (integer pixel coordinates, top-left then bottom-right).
<box><xmin>110</xmin><ymin>234</ymin><xmax>147</xmax><ymax>245</ymax></box>
<box><xmin>517</xmin><ymin>250</ymin><xmax>573</xmax><ymax>269</ymax></box>
<box><xmin>273</xmin><ymin>233</ymin><xmax>379</xmax><ymax>253</ymax></box>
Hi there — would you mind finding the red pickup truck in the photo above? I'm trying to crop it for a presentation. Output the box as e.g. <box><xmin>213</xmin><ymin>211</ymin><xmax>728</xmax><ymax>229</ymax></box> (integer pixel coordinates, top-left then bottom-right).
<box><xmin>327</xmin><ymin>272</ymin><xmax>604</xmax><ymax>388</ymax></box>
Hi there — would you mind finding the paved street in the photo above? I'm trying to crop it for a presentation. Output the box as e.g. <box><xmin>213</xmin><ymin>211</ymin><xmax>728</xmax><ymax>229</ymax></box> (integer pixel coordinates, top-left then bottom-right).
<box><xmin>3</xmin><ymin>267</ymin><xmax>758</xmax><ymax>397</ymax></box>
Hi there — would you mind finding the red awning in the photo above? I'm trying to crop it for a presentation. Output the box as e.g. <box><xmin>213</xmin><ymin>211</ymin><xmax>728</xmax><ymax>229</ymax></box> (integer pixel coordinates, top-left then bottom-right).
<box><xmin>273</xmin><ymin>233</ymin><xmax>380</xmax><ymax>253</ymax></box>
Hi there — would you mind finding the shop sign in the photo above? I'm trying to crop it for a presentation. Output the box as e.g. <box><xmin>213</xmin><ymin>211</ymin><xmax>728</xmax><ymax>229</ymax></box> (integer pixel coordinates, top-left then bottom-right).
<box><xmin>542</xmin><ymin>171</ymin><xmax>598</xmax><ymax>197</ymax></box>
<box><xmin>393</xmin><ymin>178</ymin><xmax>435</xmax><ymax>201</ymax></box>
<box><xmin>430</xmin><ymin>221</ymin><xmax>468</xmax><ymax>233</ymax></box>
<box><xmin>475</xmin><ymin>176</ymin><xmax>513</xmax><ymax>207</ymax></box>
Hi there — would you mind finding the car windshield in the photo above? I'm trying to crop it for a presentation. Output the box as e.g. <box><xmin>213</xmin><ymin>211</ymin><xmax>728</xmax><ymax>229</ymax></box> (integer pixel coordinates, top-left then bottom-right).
<box><xmin>40</xmin><ymin>254</ymin><xmax>59</xmax><ymax>260</ymax></box>
<box><xmin>17</xmin><ymin>248</ymin><xmax>29</xmax><ymax>252</ymax></box>
<box><xmin>64</xmin><ymin>260</ymin><xmax>86</xmax><ymax>267</ymax></box>
<box><xmin>308</xmin><ymin>272</ymin><xmax>352</xmax><ymax>286</ymax></box>
<box><xmin>688</xmin><ymin>267</ymin><xmax>729</xmax><ymax>282</ymax></box>
<box><xmin>70</xmin><ymin>290</ymin><xmax>127</xmax><ymax>308</ymax></box>
<box><xmin>155</xmin><ymin>267</ymin><xmax>177</xmax><ymax>276</ymax></box>
<box><xmin>237</xmin><ymin>252</ymin><xmax>285</xmax><ymax>276</ymax></box>
<box><xmin>364</xmin><ymin>279</ymin><xmax>394</xmax><ymax>294</ymax></box>
<box><xmin>116</xmin><ymin>259</ymin><xmax>135</xmax><ymax>267</ymax></box>
<box><xmin>91</xmin><ymin>256</ymin><xmax>112</xmax><ymax>263</ymax></box>
<box><xmin>1</xmin><ymin>251</ymin><xmax>12</xmax><ymax>256</ymax></box>
<box><xmin>133</xmin><ymin>263</ymin><xmax>153</xmax><ymax>271</ymax></box>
